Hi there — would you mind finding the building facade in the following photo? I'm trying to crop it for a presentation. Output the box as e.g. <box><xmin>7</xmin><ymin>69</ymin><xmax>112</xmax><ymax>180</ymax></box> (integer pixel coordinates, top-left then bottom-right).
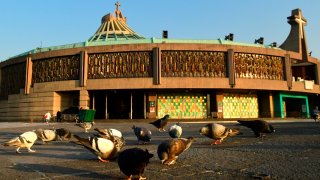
<box><xmin>0</xmin><ymin>3</ymin><xmax>319</xmax><ymax>121</ymax></box>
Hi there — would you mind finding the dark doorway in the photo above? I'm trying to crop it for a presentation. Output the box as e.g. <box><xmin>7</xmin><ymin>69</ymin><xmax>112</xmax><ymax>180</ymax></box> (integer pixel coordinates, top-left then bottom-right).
<box><xmin>283</xmin><ymin>97</ymin><xmax>306</xmax><ymax>117</ymax></box>
<box><xmin>132</xmin><ymin>92</ymin><xmax>145</xmax><ymax>119</ymax></box>
<box><xmin>92</xmin><ymin>91</ymin><xmax>106</xmax><ymax>119</ymax></box>
<box><xmin>108</xmin><ymin>91</ymin><xmax>130</xmax><ymax>119</ymax></box>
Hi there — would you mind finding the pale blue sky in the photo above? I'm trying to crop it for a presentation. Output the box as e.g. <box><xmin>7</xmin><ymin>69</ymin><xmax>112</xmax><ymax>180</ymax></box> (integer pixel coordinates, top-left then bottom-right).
<box><xmin>0</xmin><ymin>0</ymin><xmax>319</xmax><ymax>61</ymax></box>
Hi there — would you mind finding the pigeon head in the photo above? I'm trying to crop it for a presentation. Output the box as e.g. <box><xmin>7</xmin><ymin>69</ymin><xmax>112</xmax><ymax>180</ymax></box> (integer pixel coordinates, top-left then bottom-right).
<box><xmin>268</xmin><ymin>124</ymin><xmax>275</xmax><ymax>133</ymax></box>
<box><xmin>199</xmin><ymin>125</ymin><xmax>209</xmax><ymax>135</ymax></box>
<box><xmin>132</xmin><ymin>125</ymin><xmax>136</xmax><ymax>130</ymax></box>
<box><xmin>227</xmin><ymin>128</ymin><xmax>241</xmax><ymax>137</ymax></box>
<box><xmin>185</xmin><ymin>137</ymin><xmax>195</xmax><ymax>150</ymax></box>
<box><xmin>144</xmin><ymin>149</ymin><xmax>154</xmax><ymax>162</ymax></box>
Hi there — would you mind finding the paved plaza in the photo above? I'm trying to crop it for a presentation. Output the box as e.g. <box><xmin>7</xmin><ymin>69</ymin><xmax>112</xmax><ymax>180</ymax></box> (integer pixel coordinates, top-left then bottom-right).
<box><xmin>0</xmin><ymin>119</ymin><xmax>320</xmax><ymax>179</ymax></box>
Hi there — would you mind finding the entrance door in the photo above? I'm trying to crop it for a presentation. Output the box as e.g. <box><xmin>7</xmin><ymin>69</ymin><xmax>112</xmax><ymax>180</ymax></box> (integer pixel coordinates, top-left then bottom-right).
<box><xmin>108</xmin><ymin>91</ymin><xmax>130</xmax><ymax>119</ymax></box>
<box><xmin>132</xmin><ymin>92</ymin><xmax>145</xmax><ymax>119</ymax></box>
<box><xmin>93</xmin><ymin>91</ymin><xmax>106</xmax><ymax>119</ymax></box>
<box><xmin>279</xmin><ymin>94</ymin><xmax>309</xmax><ymax>118</ymax></box>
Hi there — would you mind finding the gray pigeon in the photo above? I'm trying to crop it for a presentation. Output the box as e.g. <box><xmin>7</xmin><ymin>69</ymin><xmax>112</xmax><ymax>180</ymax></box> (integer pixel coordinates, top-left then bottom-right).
<box><xmin>75</xmin><ymin>122</ymin><xmax>95</xmax><ymax>133</ymax></box>
<box><xmin>200</xmin><ymin>123</ymin><xmax>240</xmax><ymax>145</ymax></box>
<box><xmin>132</xmin><ymin>125</ymin><xmax>152</xmax><ymax>144</ymax></box>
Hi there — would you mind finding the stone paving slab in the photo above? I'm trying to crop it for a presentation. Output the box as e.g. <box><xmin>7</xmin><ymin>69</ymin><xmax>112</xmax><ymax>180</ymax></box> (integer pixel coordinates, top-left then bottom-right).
<box><xmin>0</xmin><ymin>120</ymin><xmax>319</xmax><ymax>179</ymax></box>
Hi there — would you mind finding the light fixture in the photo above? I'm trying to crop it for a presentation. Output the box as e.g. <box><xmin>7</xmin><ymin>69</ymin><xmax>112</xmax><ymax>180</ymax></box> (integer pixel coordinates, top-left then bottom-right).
<box><xmin>254</xmin><ymin>37</ymin><xmax>264</xmax><ymax>44</ymax></box>
<box><xmin>162</xmin><ymin>30</ymin><xmax>168</xmax><ymax>39</ymax></box>
<box><xmin>224</xmin><ymin>33</ymin><xmax>234</xmax><ymax>41</ymax></box>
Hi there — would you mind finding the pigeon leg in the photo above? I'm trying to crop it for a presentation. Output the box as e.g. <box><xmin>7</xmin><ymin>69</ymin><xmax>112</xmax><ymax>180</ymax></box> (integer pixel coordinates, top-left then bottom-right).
<box><xmin>139</xmin><ymin>176</ymin><xmax>147</xmax><ymax>180</ymax></box>
<box><xmin>127</xmin><ymin>175</ymin><xmax>132</xmax><ymax>180</ymax></box>
<box><xmin>16</xmin><ymin>148</ymin><xmax>21</xmax><ymax>154</ymax></box>
<box><xmin>98</xmin><ymin>156</ymin><xmax>109</xmax><ymax>163</ymax></box>
<box><xmin>27</xmin><ymin>148</ymin><xmax>36</xmax><ymax>153</ymax></box>
<box><xmin>211</xmin><ymin>139</ymin><xmax>221</xmax><ymax>145</ymax></box>
<box><xmin>164</xmin><ymin>159</ymin><xmax>176</xmax><ymax>165</ymax></box>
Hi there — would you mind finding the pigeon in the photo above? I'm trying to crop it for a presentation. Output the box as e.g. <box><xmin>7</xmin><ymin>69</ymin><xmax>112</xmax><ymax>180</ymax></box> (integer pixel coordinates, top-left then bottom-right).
<box><xmin>237</xmin><ymin>120</ymin><xmax>275</xmax><ymax>137</ymax></box>
<box><xmin>75</xmin><ymin>122</ymin><xmax>95</xmax><ymax>133</ymax></box>
<box><xmin>118</xmin><ymin>148</ymin><xmax>153</xmax><ymax>180</ymax></box>
<box><xmin>3</xmin><ymin>131</ymin><xmax>38</xmax><ymax>153</ymax></box>
<box><xmin>94</xmin><ymin>128</ymin><xmax>123</xmax><ymax>139</ymax></box>
<box><xmin>157</xmin><ymin>137</ymin><xmax>194</xmax><ymax>165</ymax></box>
<box><xmin>200</xmin><ymin>123</ymin><xmax>240</xmax><ymax>145</ymax></box>
<box><xmin>35</xmin><ymin>128</ymin><xmax>58</xmax><ymax>144</ymax></box>
<box><xmin>72</xmin><ymin>134</ymin><xmax>117</xmax><ymax>162</ymax></box>
<box><xmin>149</xmin><ymin>114</ymin><xmax>170</xmax><ymax>132</ymax></box>
<box><xmin>132</xmin><ymin>125</ymin><xmax>152</xmax><ymax>144</ymax></box>
<box><xmin>169</xmin><ymin>123</ymin><xmax>182</xmax><ymax>138</ymax></box>
<box><xmin>94</xmin><ymin>128</ymin><xmax>125</xmax><ymax>151</ymax></box>
<box><xmin>55</xmin><ymin>128</ymin><xmax>72</xmax><ymax>141</ymax></box>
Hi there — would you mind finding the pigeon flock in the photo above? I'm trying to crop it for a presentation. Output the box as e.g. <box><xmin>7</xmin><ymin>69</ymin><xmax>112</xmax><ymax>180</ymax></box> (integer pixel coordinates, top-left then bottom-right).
<box><xmin>2</xmin><ymin>114</ymin><xmax>277</xmax><ymax>179</ymax></box>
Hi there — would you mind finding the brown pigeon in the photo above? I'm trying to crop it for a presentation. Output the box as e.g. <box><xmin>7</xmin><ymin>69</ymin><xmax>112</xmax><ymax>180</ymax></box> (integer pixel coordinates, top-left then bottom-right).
<box><xmin>200</xmin><ymin>123</ymin><xmax>240</xmax><ymax>145</ymax></box>
<box><xmin>157</xmin><ymin>137</ymin><xmax>194</xmax><ymax>165</ymax></box>
<box><xmin>118</xmin><ymin>148</ymin><xmax>153</xmax><ymax>180</ymax></box>
<box><xmin>237</xmin><ymin>120</ymin><xmax>275</xmax><ymax>137</ymax></box>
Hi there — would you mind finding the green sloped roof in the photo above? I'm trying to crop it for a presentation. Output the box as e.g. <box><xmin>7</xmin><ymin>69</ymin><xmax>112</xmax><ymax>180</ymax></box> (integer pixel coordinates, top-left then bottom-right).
<box><xmin>5</xmin><ymin>38</ymin><xmax>282</xmax><ymax>60</ymax></box>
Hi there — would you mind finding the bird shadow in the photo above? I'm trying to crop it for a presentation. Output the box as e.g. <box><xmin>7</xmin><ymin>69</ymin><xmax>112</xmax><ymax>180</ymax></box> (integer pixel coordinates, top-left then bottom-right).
<box><xmin>10</xmin><ymin>163</ymin><xmax>119</xmax><ymax>179</ymax></box>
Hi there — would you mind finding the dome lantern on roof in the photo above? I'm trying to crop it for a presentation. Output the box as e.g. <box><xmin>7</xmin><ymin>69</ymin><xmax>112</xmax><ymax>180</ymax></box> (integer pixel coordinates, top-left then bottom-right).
<box><xmin>88</xmin><ymin>1</ymin><xmax>144</xmax><ymax>42</ymax></box>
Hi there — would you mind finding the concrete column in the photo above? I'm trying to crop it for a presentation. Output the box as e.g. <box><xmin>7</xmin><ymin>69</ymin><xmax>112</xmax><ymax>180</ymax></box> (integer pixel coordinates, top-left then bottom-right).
<box><xmin>315</xmin><ymin>62</ymin><xmax>320</xmax><ymax>85</ymax></box>
<box><xmin>269</xmin><ymin>93</ymin><xmax>274</xmax><ymax>118</ymax></box>
<box><xmin>144</xmin><ymin>93</ymin><xmax>146</xmax><ymax>119</ymax></box>
<box><xmin>105</xmin><ymin>94</ymin><xmax>108</xmax><ymax>119</ymax></box>
<box><xmin>25</xmin><ymin>56</ymin><xmax>32</xmax><ymax>94</ymax></box>
<box><xmin>284</xmin><ymin>54</ymin><xmax>292</xmax><ymax>89</ymax></box>
<box><xmin>216</xmin><ymin>92</ymin><xmax>224</xmax><ymax>119</ymax></box>
<box><xmin>130</xmin><ymin>93</ymin><xmax>133</xmax><ymax>119</ymax></box>
<box><xmin>152</xmin><ymin>47</ymin><xmax>161</xmax><ymax>85</ymax></box>
<box><xmin>227</xmin><ymin>49</ymin><xmax>235</xmax><ymax>88</ymax></box>
<box><xmin>79</xmin><ymin>90</ymin><xmax>90</xmax><ymax>109</ymax></box>
<box><xmin>80</xmin><ymin>51</ymin><xmax>88</xmax><ymax>87</ymax></box>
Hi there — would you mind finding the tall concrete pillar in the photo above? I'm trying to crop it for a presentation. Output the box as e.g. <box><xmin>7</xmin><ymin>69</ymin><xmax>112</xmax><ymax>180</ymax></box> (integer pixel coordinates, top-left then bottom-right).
<box><xmin>25</xmin><ymin>56</ymin><xmax>32</xmax><ymax>95</ymax></box>
<box><xmin>80</xmin><ymin>51</ymin><xmax>88</xmax><ymax>87</ymax></box>
<box><xmin>284</xmin><ymin>54</ymin><xmax>292</xmax><ymax>89</ymax></box>
<box><xmin>227</xmin><ymin>49</ymin><xmax>235</xmax><ymax>88</ymax></box>
<box><xmin>79</xmin><ymin>90</ymin><xmax>90</xmax><ymax>109</ymax></box>
<box><xmin>153</xmin><ymin>47</ymin><xmax>161</xmax><ymax>85</ymax></box>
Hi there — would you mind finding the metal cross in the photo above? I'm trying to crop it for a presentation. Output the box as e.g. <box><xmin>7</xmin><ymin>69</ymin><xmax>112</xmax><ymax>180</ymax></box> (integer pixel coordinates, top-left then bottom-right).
<box><xmin>115</xmin><ymin>1</ymin><xmax>120</xmax><ymax>11</ymax></box>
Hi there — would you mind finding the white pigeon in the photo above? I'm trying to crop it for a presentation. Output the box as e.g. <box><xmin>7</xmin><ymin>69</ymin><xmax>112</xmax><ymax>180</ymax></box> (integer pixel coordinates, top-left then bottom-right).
<box><xmin>94</xmin><ymin>128</ymin><xmax>125</xmax><ymax>151</ymax></box>
<box><xmin>34</xmin><ymin>129</ymin><xmax>58</xmax><ymax>144</ymax></box>
<box><xmin>3</xmin><ymin>131</ymin><xmax>38</xmax><ymax>153</ymax></box>
<box><xmin>73</xmin><ymin>135</ymin><xmax>117</xmax><ymax>162</ymax></box>
<box><xmin>94</xmin><ymin>128</ymin><xmax>123</xmax><ymax>139</ymax></box>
